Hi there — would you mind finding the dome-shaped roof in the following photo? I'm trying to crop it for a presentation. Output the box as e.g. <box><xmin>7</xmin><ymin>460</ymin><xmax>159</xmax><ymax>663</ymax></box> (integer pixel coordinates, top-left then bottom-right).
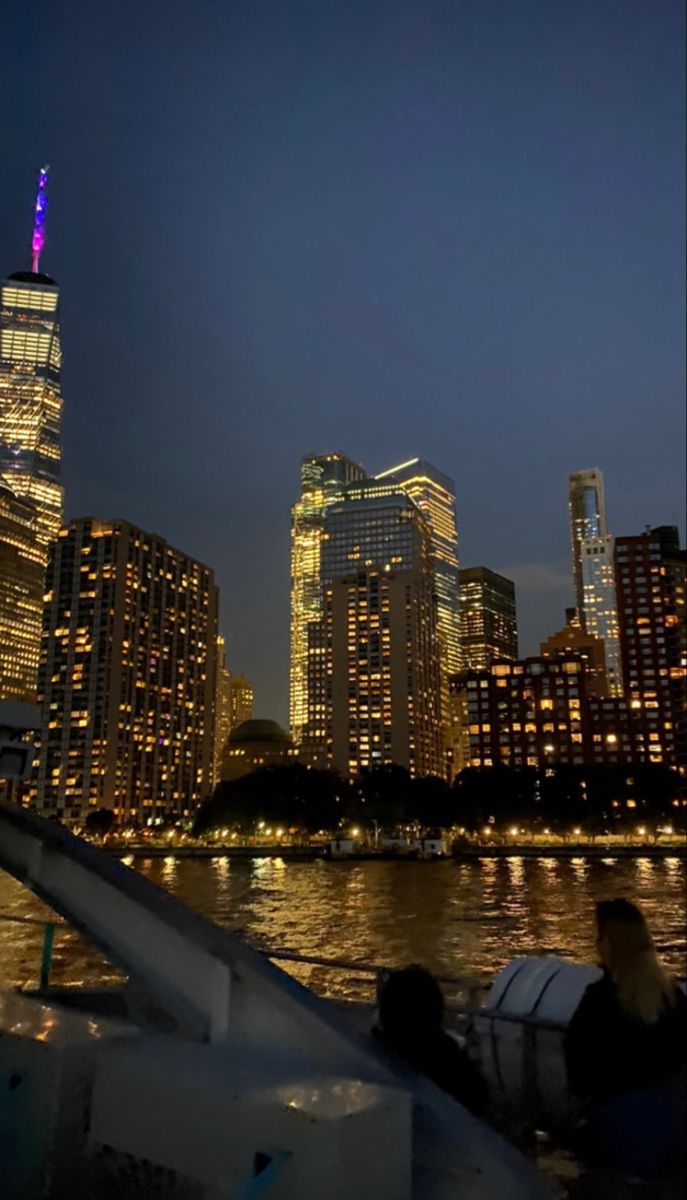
<box><xmin>228</xmin><ymin>719</ymin><xmax>290</xmax><ymax>745</ymax></box>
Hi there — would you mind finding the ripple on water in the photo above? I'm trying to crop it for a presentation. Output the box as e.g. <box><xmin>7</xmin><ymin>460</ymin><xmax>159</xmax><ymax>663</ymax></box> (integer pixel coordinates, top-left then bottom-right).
<box><xmin>0</xmin><ymin>856</ymin><xmax>684</xmax><ymax>1000</ymax></box>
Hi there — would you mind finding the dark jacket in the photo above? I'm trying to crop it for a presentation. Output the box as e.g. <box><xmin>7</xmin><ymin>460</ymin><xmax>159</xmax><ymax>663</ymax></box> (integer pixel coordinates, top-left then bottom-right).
<box><xmin>373</xmin><ymin>1025</ymin><xmax>490</xmax><ymax>1118</ymax></box>
<box><xmin>564</xmin><ymin>971</ymin><xmax>687</xmax><ymax>1109</ymax></box>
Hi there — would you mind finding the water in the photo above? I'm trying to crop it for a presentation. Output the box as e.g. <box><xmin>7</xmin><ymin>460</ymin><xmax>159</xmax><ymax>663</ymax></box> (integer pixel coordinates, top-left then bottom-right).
<box><xmin>1</xmin><ymin>855</ymin><xmax>685</xmax><ymax>999</ymax></box>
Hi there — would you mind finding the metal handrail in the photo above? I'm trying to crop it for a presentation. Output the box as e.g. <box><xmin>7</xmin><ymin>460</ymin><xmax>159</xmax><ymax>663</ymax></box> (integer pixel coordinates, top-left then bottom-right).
<box><xmin>0</xmin><ymin>910</ymin><xmax>481</xmax><ymax>995</ymax></box>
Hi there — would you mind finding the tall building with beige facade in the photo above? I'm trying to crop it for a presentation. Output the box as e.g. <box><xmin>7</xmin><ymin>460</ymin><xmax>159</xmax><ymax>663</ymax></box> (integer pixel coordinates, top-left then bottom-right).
<box><xmin>36</xmin><ymin>519</ymin><xmax>218</xmax><ymax>825</ymax></box>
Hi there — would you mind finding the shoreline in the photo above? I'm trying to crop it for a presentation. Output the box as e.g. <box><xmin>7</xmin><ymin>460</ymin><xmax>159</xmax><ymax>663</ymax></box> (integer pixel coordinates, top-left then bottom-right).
<box><xmin>111</xmin><ymin>842</ymin><xmax>687</xmax><ymax>861</ymax></box>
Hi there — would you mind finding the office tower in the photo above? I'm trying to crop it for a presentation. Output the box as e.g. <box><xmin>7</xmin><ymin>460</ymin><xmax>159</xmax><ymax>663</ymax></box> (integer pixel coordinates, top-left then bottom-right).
<box><xmin>321</xmin><ymin>489</ymin><xmax>442</xmax><ymax>777</ymax></box>
<box><xmin>615</xmin><ymin>527</ymin><xmax>686</xmax><ymax>768</ymax></box>
<box><xmin>212</xmin><ymin>635</ymin><xmax>233</xmax><ymax>786</ymax></box>
<box><xmin>540</xmin><ymin>608</ymin><xmax>608</xmax><ymax>697</ymax></box>
<box><xmin>579</xmin><ymin>535</ymin><xmax>623</xmax><ymax>695</ymax></box>
<box><xmin>1</xmin><ymin>168</ymin><xmax>63</xmax><ymax>555</ymax></box>
<box><xmin>0</xmin><ymin>485</ymin><xmax>44</xmax><ymax>701</ymax></box>
<box><xmin>229</xmin><ymin>673</ymin><xmax>254</xmax><ymax>729</ymax></box>
<box><xmin>289</xmin><ymin>453</ymin><xmax>366</xmax><ymax>746</ymax></box>
<box><xmin>375</xmin><ymin>458</ymin><xmax>461</xmax><ymax>687</ymax></box>
<box><xmin>459</xmin><ymin>566</ymin><xmax>517</xmax><ymax>669</ymax></box>
<box><xmin>0</xmin><ymin>169</ymin><xmax>63</xmax><ymax>697</ymax></box>
<box><xmin>36</xmin><ymin>519</ymin><xmax>218</xmax><ymax>825</ymax></box>
<box><xmin>569</xmin><ymin>468</ymin><xmax>606</xmax><ymax>618</ymax></box>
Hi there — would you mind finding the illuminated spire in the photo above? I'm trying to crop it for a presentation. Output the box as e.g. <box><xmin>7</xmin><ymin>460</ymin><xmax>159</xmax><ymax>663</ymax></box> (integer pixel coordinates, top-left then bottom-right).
<box><xmin>31</xmin><ymin>165</ymin><xmax>50</xmax><ymax>273</ymax></box>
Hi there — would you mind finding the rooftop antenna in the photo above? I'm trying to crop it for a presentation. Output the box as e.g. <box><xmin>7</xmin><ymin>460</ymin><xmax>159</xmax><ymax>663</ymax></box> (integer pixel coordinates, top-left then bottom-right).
<box><xmin>31</xmin><ymin>165</ymin><xmax>50</xmax><ymax>272</ymax></box>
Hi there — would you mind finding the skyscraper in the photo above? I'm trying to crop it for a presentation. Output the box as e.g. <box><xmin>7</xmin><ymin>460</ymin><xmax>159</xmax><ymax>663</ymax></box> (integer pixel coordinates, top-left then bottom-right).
<box><xmin>212</xmin><ymin>635</ymin><xmax>233</xmax><ymax>787</ymax></box>
<box><xmin>0</xmin><ymin>168</ymin><xmax>63</xmax><ymax>698</ymax></box>
<box><xmin>375</xmin><ymin>458</ymin><xmax>461</xmax><ymax>685</ymax></box>
<box><xmin>458</xmin><ymin>566</ymin><xmax>517</xmax><ymax>669</ymax></box>
<box><xmin>36</xmin><ymin>519</ymin><xmax>218</xmax><ymax>825</ymax></box>
<box><xmin>580</xmin><ymin>535</ymin><xmax>623</xmax><ymax>695</ymax></box>
<box><xmin>1</xmin><ymin>168</ymin><xmax>63</xmax><ymax>556</ymax></box>
<box><xmin>321</xmin><ymin>489</ymin><xmax>442</xmax><ymax>777</ymax></box>
<box><xmin>0</xmin><ymin>484</ymin><xmax>44</xmax><ymax>701</ymax></box>
<box><xmin>568</xmin><ymin>468</ymin><xmax>606</xmax><ymax>617</ymax></box>
<box><xmin>289</xmin><ymin>453</ymin><xmax>365</xmax><ymax>745</ymax></box>
<box><xmin>615</xmin><ymin>526</ymin><xmax>686</xmax><ymax>769</ymax></box>
<box><xmin>229</xmin><ymin>673</ymin><xmax>254</xmax><ymax>729</ymax></box>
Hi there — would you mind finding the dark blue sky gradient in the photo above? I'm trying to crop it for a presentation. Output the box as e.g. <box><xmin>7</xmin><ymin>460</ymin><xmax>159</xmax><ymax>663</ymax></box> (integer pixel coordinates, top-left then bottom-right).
<box><xmin>2</xmin><ymin>1</ymin><xmax>684</xmax><ymax>721</ymax></box>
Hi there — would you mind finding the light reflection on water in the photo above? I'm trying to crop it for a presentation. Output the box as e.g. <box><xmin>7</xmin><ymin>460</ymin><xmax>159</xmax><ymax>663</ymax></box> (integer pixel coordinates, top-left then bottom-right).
<box><xmin>1</xmin><ymin>857</ymin><xmax>685</xmax><ymax>1002</ymax></box>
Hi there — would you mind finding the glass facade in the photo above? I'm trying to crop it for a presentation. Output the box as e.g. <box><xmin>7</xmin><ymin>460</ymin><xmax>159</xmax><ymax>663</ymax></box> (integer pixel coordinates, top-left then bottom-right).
<box><xmin>36</xmin><ymin>519</ymin><xmax>218</xmax><ymax>825</ymax></box>
<box><xmin>289</xmin><ymin>453</ymin><xmax>365</xmax><ymax>744</ymax></box>
<box><xmin>568</xmin><ymin>468</ymin><xmax>606</xmax><ymax>617</ymax></box>
<box><xmin>580</xmin><ymin>536</ymin><xmax>623</xmax><ymax>696</ymax></box>
<box><xmin>375</xmin><ymin>459</ymin><xmax>461</xmax><ymax>684</ymax></box>
<box><xmin>0</xmin><ymin>273</ymin><xmax>63</xmax><ymax>552</ymax></box>
<box><xmin>459</xmin><ymin>566</ymin><xmax>518</xmax><ymax>669</ymax></box>
<box><xmin>0</xmin><ymin>270</ymin><xmax>63</xmax><ymax>698</ymax></box>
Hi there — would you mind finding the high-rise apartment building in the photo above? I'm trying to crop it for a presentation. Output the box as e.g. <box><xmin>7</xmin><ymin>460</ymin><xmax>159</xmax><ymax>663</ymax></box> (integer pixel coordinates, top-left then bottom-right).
<box><xmin>321</xmin><ymin>490</ymin><xmax>442</xmax><ymax>777</ymax></box>
<box><xmin>212</xmin><ymin>635</ymin><xmax>233</xmax><ymax>786</ymax></box>
<box><xmin>580</xmin><ymin>536</ymin><xmax>623</xmax><ymax>695</ymax></box>
<box><xmin>464</xmin><ymin>656</ymin><xmax>646</xmax><ymax>771</ymax></box>
<box><xmin>289</xmin><ymin>453</ymin><xmax>365</xmax><ymax>745</ymax></box>
<box><xmin>459</xmin><ymin>566</ymin><xmax>517</xmax><ymax>669</ymax></box>
<box><xmin>36</xmin><ymin>519</ymin><xmax>218</xmax><ymax>825</ymax></box>
<box><xmin>0</xmin><ymin>484</ymin><xmax>44</xmax><ymax>701</ymax></box>
<box><xmin>615</xmin><ymin>526</ymin><xmax>686</xmax><ymax>769</ymax></box>
<box><xmin>0</xmin><ymin>169</ymin><xmax>64</xmax><ymax>697</ymax></box>
<box><xmin>465</xmin><ymin>657</ymin><xmax>593</xmax><ymax>769</ymax></box>
<box><xmin>229</xmin><ymin>673</ymin><xmax>254</xmax><ymax>729</ymax></box>
<box><xmin>569</xmin><ymin>469</ymin><xmax>606</xmax><ymax>617</ymax></box>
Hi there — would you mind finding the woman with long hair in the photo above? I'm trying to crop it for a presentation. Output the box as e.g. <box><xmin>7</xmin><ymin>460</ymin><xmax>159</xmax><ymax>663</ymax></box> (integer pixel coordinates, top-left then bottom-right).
<box><xmin>565</xmin><ymin>898</ymin><xmax>686</xmax><ymax>1182</ymax></box>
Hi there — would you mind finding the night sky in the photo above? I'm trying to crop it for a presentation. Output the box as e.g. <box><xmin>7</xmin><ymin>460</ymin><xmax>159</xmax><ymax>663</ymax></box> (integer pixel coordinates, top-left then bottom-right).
<box><xmin>3</xmin><ymin>1</ymin><xmax>684</xmax><ymax>723</ymax></box>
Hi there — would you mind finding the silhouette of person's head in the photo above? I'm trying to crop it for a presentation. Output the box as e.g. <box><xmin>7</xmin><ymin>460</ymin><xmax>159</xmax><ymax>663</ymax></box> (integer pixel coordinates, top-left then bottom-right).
<box><xmin>377</xmin><ymin>965</ymin><xmax>444</xmax><ymax>1042</ymax></box>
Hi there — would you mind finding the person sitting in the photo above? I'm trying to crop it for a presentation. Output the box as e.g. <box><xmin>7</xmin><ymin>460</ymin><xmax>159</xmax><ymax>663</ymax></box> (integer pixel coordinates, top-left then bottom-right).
<box><xmin>564</xmin><ymin>898</ymin><xmax>686</xmax><ymax>1182</ymax></box>
<box><xmin>373</xmin><ymin>964</ymin><xmax>489</xmax><ymax>1118</ymax></box>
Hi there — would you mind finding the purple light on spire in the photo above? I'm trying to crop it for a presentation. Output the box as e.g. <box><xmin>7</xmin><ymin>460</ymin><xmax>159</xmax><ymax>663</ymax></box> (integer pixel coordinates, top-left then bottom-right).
<box><xmin>31</xmin><ymin>165</ymin><xmax>50</xmax><ymax>273</ymax></box>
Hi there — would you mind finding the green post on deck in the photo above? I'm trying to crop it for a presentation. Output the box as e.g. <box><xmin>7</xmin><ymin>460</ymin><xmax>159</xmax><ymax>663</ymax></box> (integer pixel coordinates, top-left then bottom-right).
<box><xmin>40</xmin><ymin>922</ymin><xmax>55</xmax><ymax>991</ymax></box>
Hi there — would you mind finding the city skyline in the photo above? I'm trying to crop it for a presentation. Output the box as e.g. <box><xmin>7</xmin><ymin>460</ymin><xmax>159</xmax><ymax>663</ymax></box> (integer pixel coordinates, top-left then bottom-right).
<box><xmin>2</xmin><ymin>0</ymin><xmax>684</xmax><ymax>722</ymax></box>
